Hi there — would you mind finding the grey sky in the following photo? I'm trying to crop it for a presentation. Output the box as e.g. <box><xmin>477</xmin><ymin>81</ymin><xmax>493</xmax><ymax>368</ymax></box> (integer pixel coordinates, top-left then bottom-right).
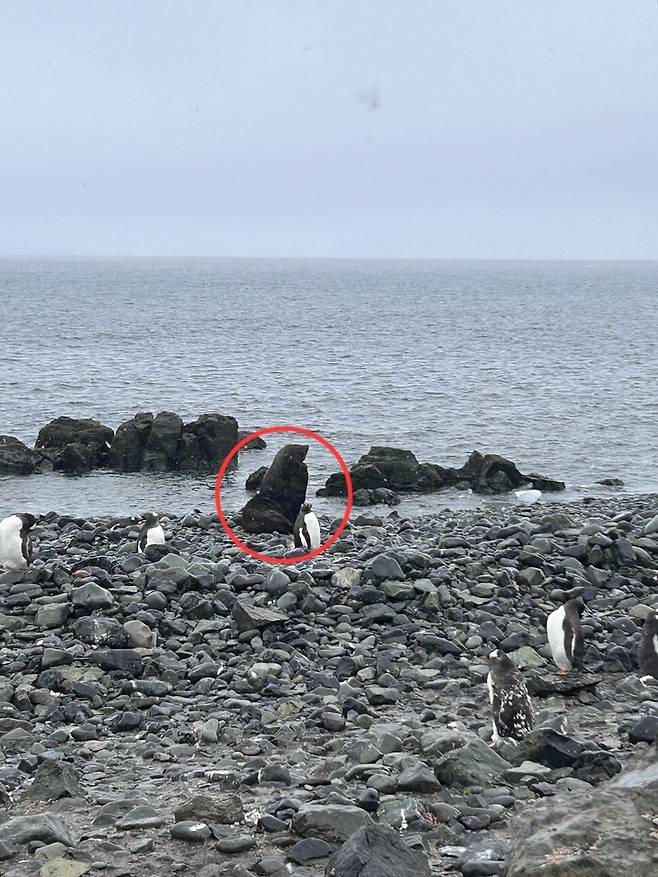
<box><xmin>1</xmin><ymin>1</ymin><xmax>657</xmax><ymax>259</ymax></box>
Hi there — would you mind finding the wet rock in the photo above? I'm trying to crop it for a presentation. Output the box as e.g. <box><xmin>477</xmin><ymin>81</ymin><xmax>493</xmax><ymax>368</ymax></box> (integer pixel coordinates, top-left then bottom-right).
<box><xmin>288</xmin><ymin>837</ymin><xmax>332</xmax><ymax>864</ymax></box>
<box><xmin>72</xmin><ymin>581</ymin><xmax>114</xmax><ymax>611</ymax></box>
<box><xmin>628</xmin><ymin>716</ymin><xmax>658</xmax><ymax>744</ymax></box>
<box><xmin>526</xmin><ymin>671</ymin><xmax>601</xmax><ymax>697</ymax></box>
<box><xmin>0</xmin><ymin>434</ymin><xmax>50</xmax><ymax>475</ymax></box>
<box><xmin>35</xmin><ymin>416</ymin><xmax>114</xmax><ymax>471</ymax></box>
<box><xmin>109</xmin><ymin>412</ymin><xmax>154</xmax><ymax>471</ymax></box>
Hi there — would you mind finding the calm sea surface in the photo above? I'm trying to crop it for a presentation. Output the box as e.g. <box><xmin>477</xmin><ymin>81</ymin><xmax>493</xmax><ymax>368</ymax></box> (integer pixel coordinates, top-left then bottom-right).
<box><xmin>1</xmin><ymin>258</ymin><xmax>657</xmax><ymax>519</ymax></box>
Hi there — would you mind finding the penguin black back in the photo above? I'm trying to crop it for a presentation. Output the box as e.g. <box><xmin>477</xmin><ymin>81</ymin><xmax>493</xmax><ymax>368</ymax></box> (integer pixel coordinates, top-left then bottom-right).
<box><xmin>563</xmin><ymin>596</ymin><xmax>585</xmax><ymax>671</ymax></box>
<box><xmin>639</xmin><ymin>611</ymin><xmax>658</xmax><ymax>681</ymax></box>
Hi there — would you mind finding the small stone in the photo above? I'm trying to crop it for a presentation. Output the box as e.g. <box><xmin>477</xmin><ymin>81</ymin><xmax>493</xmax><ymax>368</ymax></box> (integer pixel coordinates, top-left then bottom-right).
<box><xmin>170</xmin><ymin>821</ymin><xmax>211</xmax><ymax>842</ymax></box>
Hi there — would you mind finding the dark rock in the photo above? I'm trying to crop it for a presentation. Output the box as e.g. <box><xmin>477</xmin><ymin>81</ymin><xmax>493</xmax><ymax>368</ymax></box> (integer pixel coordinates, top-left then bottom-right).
<box><xmin>179</xmin><ymin>413</ymin><xmax>239</xmax><ymax>472</ymax></box>
<box><xmin>246</xmin><ymin>466</ymin><xmax>268</xmax><ymax>491</ymax></box>
<box><xmin>325</xmin><ymin>823</ymin><xmax>431</xmax><ymax>877</ymax></box>
<box><xmin>142</xmin><ymin>411</ymin><xmax>184</xmax><ymax>471</ymax></box>
<box><xmin>110</xmin><ymin>412</ymin><xmax>154</xmax><ymax>471</ymax></box>
<box><xmin>35</xmin><ymin>416</ymin><xmax>114</xmax><ymax>470</ymax></box>
<box><xmin>241</xmin><ymin>444</ymin><xmax>309</xmax><ymax>533</ymax></box>
<box><xmin>510</xmin><ymin>728</ymin><xmax>584</xmax><ymax>768</ymax></box>
<box><xmin>434</xmin><ymin>739</ymin><xmax>512</xmax><ymax>787</ymax></box>
<box><xmin>506</xmin><ymin>750</ymin><xmax>658</xmax><ymax>877</ymax></box>
<box><xmin>288</xmin><ymin>838</ymin><xmax>332</xmax><ymax>864</ymax></box>
<box><xmin>231</xmin><ymin>601</ymin><xmax>288</xmax><ymax>633</ymax></box>
<box><xmin>629</xmin><ymin>716</ymin><xmax>658</xmax><ymax>744</ymax></box>
<box><xmin>71</xmin><ymin>617</ymin><xmax>129</xmax><ymax>648</ymax></box>
<box><xmin>25</xmin><ymin>760</ymin><xmax>82</xmax><ymax>801</ymax></box>
<box><xmin>0</xmin><ymin>814</ymin><xmax>74</xmax><ymax>846</ymax></box>
<box><xmin>0</xmin><ymin>435</ymin><xmax>50</xmax><ymax>475</ymax></box>
<box><xmin>175</xmin><ymin>794</ymin><xmax>244</xmax><ymax>824</ymax></box>
<box><xmin>293</xmin><ymin>804</ymin><xmax>373</xmax><ymax>843</ymax></box>
<box><xmin>572</xmin><ymin>750</ymin><xmax>622</xmax><ymax>784</ymax></box>
<box><xmin>526</xmin><ymin>671</ymin><xmax>601</xmax><ymax>697</ymax></box>
<box><xmin>91</xmin><ymin>650</ymin><xmax>144</xmax><ymax>675</ymax></box>
<box><xmin>238</xmin><ymin>430</ymin><xmax>267</xmax><ymax>450</ymax></box>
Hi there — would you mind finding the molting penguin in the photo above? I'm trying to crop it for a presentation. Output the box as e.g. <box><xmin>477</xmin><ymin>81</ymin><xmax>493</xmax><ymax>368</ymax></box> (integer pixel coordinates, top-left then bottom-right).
<box><xmin>639</xmin><ymin>611</ymin><xmax>658</xmax><ymax>682</ymax></box>
<box><xmin>293</xmin><ymin>503</ymin><xmax>321</xmax><ymax>550</ymax></box>
<box><xmin>137</xmin><ymin>513</ymin><xmax>166</xmax><ymax>553</ymax></box>
<box><xmin>487</xmin><ymin>649</ymin><xmax>534</xmax><ymax>746</ymax></box>
<box><xmin>0</xmin><ymin>513</ymin><xmax>36</xmax><ymax>571</ymax></box>
<box><xmin>546</xmin><ymin>596</ymin><xmax>585</xmax><ymax>674</ymax></box>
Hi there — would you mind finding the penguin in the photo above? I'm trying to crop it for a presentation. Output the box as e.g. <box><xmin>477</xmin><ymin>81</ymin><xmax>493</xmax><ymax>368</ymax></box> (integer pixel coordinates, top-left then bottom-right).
<box><xmin>293</xmin><ymin>503</ymin><xmax>321</xmax><ymax>550</ymax></box>
<box><xmin>137</xmin><ymin>513</ymin><xmax>166</xmax><ymax>553</ymax></box>
<box><xmin>487</xmin><ymin>649</ymin><xmax>534</xmax><ymax>746</ymax></box>
<box><xmin>0</xmin><ymin>513</ymin><xmax>36</xmax><ymax>571</ymax></box>
<box><xmin>638</xmin><ymin>611</ymin><xmax>658</xmax><ymax>682</ymax></box>
<box><xmin>546</xmin><ymin>596</ymin><xmax>585</xmax><ymax>674</ymax></box>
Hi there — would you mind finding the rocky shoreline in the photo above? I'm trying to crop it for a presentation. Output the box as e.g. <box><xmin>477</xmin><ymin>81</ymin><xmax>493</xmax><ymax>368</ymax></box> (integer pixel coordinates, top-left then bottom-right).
<box><xmin>1</xmin><ymin>493</ymin><xmax>657</xmax><ymax>876</ymax></box>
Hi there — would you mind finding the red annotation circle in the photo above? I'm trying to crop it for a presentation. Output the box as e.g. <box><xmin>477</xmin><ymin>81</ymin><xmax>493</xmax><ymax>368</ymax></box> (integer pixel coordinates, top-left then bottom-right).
<box><xmin>214</xmin><ymin>425</ymin><xmax>353</xmax><ymax>565</ymax></box>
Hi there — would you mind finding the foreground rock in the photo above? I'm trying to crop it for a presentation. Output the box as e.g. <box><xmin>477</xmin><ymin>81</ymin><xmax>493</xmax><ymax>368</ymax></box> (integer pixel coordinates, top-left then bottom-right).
<box><xmin>319</xmin><ymin>446</ymin><xmax>565</xmax><ymax>498</ymax></box>
<box><xmin>241</xmin><ymin>443</ymin><xmax>309</xmax><ymax>533</ymax></box>
<box><xmin>326</xmin><ymin>824</ymin><xmax>431</xmax><ymax>877</ymax></box>
<box><xmin>506</xmin><ymin>749</ymin><xmax>658</xmax><ymax>876</ymax></box>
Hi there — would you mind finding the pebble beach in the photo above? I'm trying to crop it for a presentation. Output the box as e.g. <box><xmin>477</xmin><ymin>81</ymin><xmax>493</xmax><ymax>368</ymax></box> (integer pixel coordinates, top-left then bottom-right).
<box><xmin>1</xmin><ymin>492</ymin><xmax>657</xmax><ymax>876</ymax></box>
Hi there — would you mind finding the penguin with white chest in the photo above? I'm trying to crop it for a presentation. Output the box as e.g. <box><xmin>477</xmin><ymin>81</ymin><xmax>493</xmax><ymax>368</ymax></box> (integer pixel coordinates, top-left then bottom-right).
<box><xmin>546</xmin><ymin>596</ymin><xmax>585</xmax><ymax>674</ymax></box>
<box><xmin>639</xmin><ymin>611</ymin><xmax>658</xmax><ymax>682</ymax></box>
<box><xmin>487</xmin><ymin>649</ymin><xmax>534</xmax><ymax>746</ymax></box>
<box><xmin>293</xmin><ymin>503</ymin><xmax>321</xmax><ymax>550</ymax></box>
<box><xmin>137</xmin><ymin>513</ymin><xmax>166</xmax><ymax>553</ymax></box>
<box><xmin>0</xmin><ymin>513</ymin><xmax>36</xmax><ymax>571</ymax></box>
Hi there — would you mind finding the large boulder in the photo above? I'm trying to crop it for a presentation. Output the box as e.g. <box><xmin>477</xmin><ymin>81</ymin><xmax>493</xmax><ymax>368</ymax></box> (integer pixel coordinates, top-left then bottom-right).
<box><xmin>319</xmin><ymin>447</ymin><xmax>563</xmax><ymax>498</ymax></box>
<box><xmin>506</xmin><ymin>749</ymin><xmax>658</xmax><ymax>877</ymax></box>
<box><xmin>110</xmin><ymin>412</ymin><xmax>154</xmax><ymax>471</ymax></box>
<box><xmin>433</xmin><ymin>737</ymin><xmax>512</xmax><ymax>787</ymax></box>
<box><xmin>179</xmin><ymin>413</ymin><xmax>239</xmax><ymax>472</ymax></box>
<box><xmin>325</xmin><ymin>823</ymin><xmax>431</xmax><ymax>877</ymax></box>
<box><xmin>0</xmin><ymin>435</ymin><xmax>50</xmax><ymax>475</ymax></box>
<box><xmin>142</xmin><ymin>411</ymin><xmax>184</xmax><ymax>471</ymax></box>
<box><xmin>241</xmin><ymin>444</ymin><xmax>308</xmax><ymax>534</ymax></box>
<box><xmin>35</xmin><ymin>416</ymin><xmax>114</xmax><ymax>472</ymax></box>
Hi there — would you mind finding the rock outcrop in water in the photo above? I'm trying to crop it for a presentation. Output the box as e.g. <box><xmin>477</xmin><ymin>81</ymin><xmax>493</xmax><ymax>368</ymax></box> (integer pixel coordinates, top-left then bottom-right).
<box><xmin>240</xmin><ymin>443</ymin><xmax>309</xmax><ymax>533</ymax></box>
<box><xmin>3</xmin><ymin>412</ymin><xmax>240</xmax><ymax>476</ymax></box>
<box><xmin>0</xmin><ymin>435</ymin><xmax>51</xmax><ymax>476</ymax></box>
<box><xmin>318</xmin><ymin>446</ymin><xmax>565</xmax><ymax>501</ymax></box>
<box><xmin>35</xmin><ymin>416</ymin><xmax>115</xmax><ymax>474</ymax></box>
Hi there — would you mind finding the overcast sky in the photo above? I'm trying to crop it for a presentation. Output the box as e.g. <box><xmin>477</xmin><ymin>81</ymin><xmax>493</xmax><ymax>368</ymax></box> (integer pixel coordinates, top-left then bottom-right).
<box><xmin>1</xmin><ymin>1</ymin><xmax>657</xmax><ymax>259</ymax></box>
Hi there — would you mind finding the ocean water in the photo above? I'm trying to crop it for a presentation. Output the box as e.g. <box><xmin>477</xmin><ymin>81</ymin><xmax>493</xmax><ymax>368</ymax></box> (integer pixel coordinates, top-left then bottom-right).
<box><xmin>1</xmin><ymin>257</ymin><xmax>657</xmax><ymax>520</ymax></box>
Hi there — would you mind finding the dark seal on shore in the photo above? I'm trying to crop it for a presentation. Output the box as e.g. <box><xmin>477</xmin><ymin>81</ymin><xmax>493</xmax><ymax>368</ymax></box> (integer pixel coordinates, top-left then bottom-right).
<box><xmin>240</xmin><ymin>443</ymin><xmax>309</xmax><ymax>534</ymax></box>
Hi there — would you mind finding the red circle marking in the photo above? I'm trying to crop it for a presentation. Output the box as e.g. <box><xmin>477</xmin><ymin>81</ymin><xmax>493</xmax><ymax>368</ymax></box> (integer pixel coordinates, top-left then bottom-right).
<box><xmin>214</xmin><ymin>425</ymin><xmax>353</xmax><ymax>565</ymax></box>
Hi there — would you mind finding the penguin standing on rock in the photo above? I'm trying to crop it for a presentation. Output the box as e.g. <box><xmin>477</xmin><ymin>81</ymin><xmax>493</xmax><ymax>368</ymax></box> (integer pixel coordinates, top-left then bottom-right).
<box><xmin>487</xmin><ymin>649</ymin><xmax>534</xmax><ymax>746</ymax></box>
<box><xmin>639</xmin><ymin>611</ymin><xmax>658</xmax><ymax>682</ymax></box>
<box><xmin>293</xmin><ymin>503</ymin><xmax>321</xmax><ymax>550</ymax></box>
<box><xmin>137</xmin><ymin>513</ymin><xmax>166</xmax><ymax>553</ymax></box>
<box><xmin>0</xmin><ymin>513</ymin><xmax>36</xmax><ymax>571</ymax></box>
<box><xmin>546</xmin><ymin>596</ymin><xmax>585</xmax><ymax>674</ymax></box>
